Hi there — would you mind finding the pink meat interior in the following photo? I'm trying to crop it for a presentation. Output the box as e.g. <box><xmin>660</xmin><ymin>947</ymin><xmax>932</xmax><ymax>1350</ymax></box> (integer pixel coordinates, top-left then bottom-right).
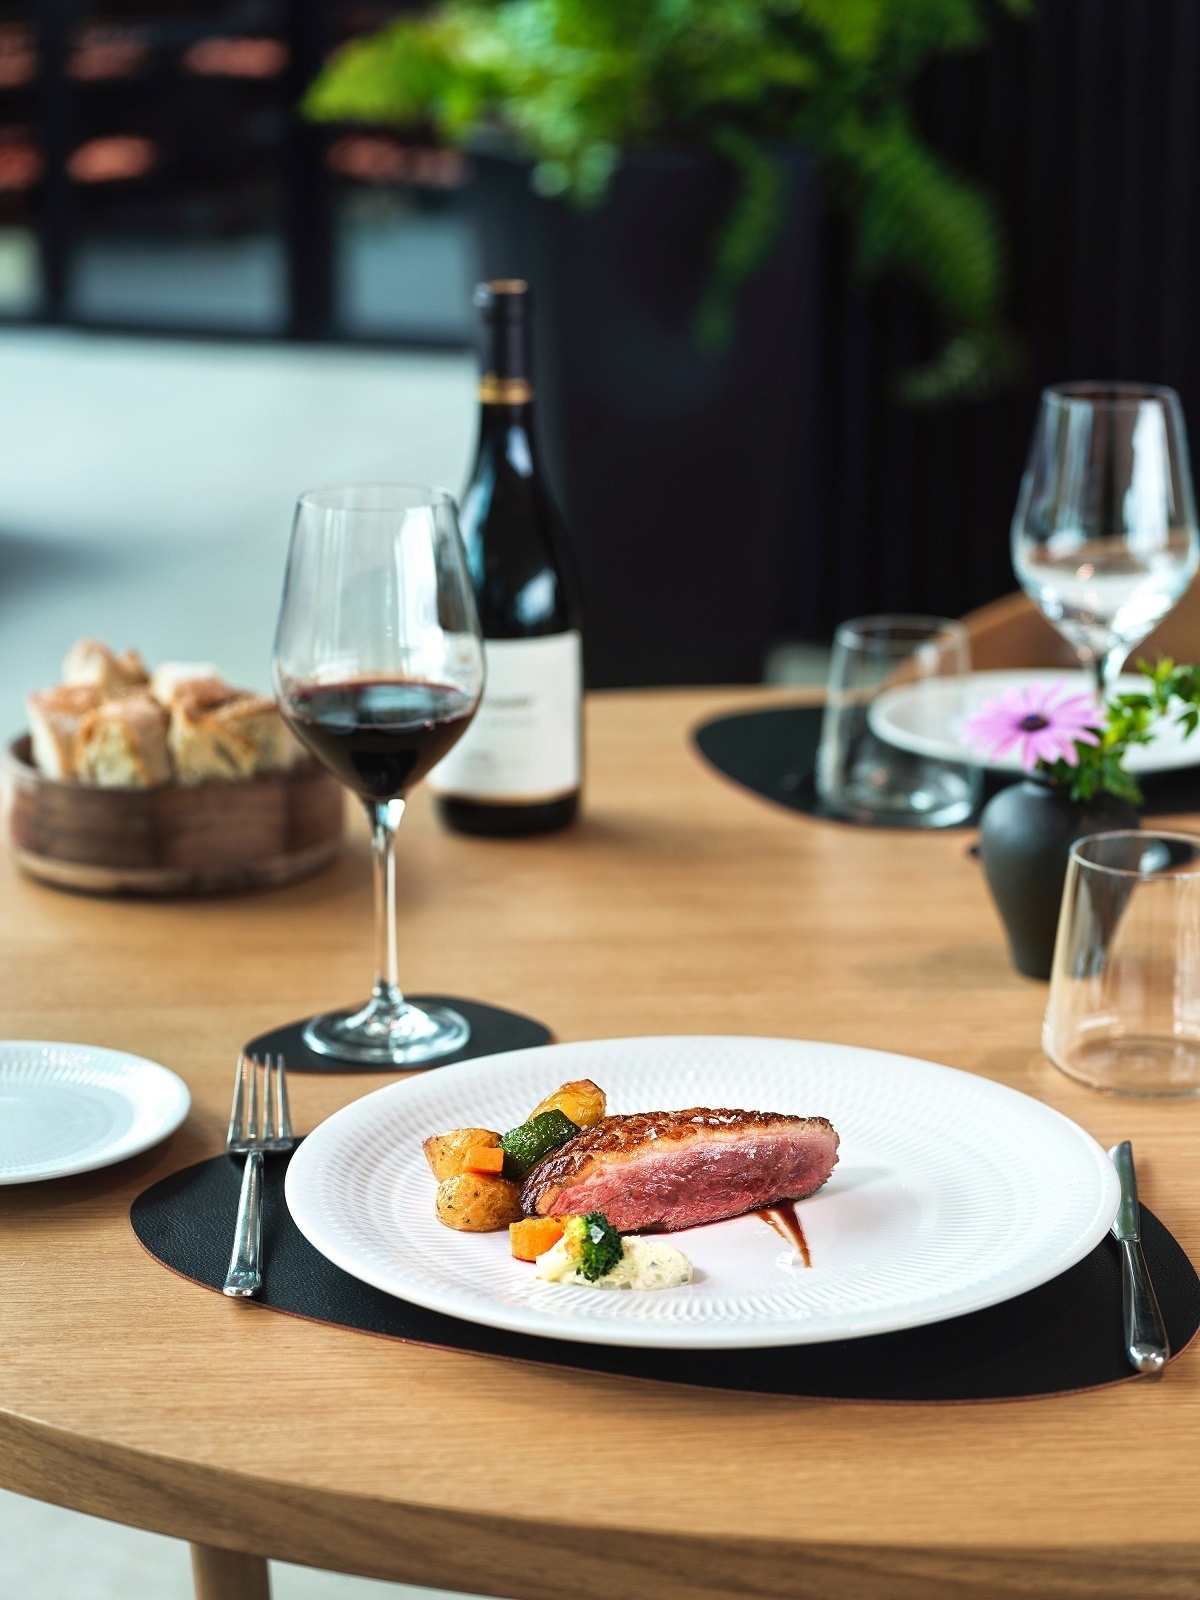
<box><xmin>553</xmin><ymin>1124</ymin><xmax>839</xmax><ymax>1233</ymax></box>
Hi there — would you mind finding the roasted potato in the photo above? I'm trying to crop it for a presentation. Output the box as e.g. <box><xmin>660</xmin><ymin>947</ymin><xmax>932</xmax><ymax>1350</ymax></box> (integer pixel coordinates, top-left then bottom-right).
<box><xmin>423</xmin><ymin>1127</ymin><xmax>501</xmax><ymax>1182</ymax></box>
<box><xmin>528</xmin><ymin>1078</ymin><xmax>606</xmax><ymax>1131</ymax></box>
<box><xmin>435</xmin><ymin>1172</ymin><xmax>524</xmax><ymax>1232</ymax></box>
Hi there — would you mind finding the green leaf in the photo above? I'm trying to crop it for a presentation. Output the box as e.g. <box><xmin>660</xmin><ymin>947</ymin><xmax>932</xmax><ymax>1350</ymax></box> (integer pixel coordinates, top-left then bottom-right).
<box><xmin>300</xmin><ymin>0</ymin><xmax>1025</xmax><ymax>386</ymax></box>
<box><xmin>696</xmin><ymin>127</ymin><xmax>784</xmax><ymax>346</ymax></box>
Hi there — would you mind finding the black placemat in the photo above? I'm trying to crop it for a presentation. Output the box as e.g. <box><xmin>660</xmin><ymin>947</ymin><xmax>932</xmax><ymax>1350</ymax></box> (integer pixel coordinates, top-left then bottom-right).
<box><xmin>694</xmin><ymin>705</ymin><xmax>1200</xmax><ymax>827</ymax></box>
<box><xmin>131</xmin><ymin>1149</ymin><xmax>1200</xmax><ymax>1401</ymax></box>
<box><xmin>245</xmin><ymin>996</ymin><xmax>552</xmax><ymax>1074</ymax></box>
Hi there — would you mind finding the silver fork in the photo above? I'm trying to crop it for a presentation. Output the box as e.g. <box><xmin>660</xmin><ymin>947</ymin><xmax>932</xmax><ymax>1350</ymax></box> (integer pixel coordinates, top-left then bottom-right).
<box><xmin>223</xmin><ymin>1052</ymin><xmax>295</xmax><ymax>1299</ymax></box>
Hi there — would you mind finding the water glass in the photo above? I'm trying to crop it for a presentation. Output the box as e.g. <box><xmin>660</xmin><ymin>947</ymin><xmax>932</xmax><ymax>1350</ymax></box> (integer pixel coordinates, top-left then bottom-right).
<box><xmin>1044</xmin><ymin>830</ymin><xmax>1200</xmax><ymax>1096</ymax></box>
<box><xmin>816</xmin><ymin>615</ymin><xmax>980</xmax><ymax>827</ymax></box>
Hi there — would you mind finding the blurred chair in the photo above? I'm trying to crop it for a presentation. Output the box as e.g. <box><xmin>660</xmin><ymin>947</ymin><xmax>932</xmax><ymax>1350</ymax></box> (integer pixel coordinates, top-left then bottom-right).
<box><xmin>963</xmin><ymin>584</ymin><xmax>1200</xmax><ymax>671</ymax></box>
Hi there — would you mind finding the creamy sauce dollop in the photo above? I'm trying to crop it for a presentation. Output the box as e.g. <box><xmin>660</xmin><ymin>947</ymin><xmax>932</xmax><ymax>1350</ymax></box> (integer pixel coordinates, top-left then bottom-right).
<box><xmin>534</xmin><ymin>1234</ymin><xmax>693</xmax><ymax>1290</ymax></box>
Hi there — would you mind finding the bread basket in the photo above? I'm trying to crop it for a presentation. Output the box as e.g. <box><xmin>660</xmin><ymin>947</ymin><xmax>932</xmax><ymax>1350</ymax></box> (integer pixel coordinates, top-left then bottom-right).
<box><xmin>3</xmin><ymin>735</ymin><xmax>344</xmax><ymax>895</ymax></box>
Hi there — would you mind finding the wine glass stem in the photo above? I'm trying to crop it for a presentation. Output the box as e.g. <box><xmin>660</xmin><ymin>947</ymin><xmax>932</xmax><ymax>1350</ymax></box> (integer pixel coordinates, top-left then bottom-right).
<box><xmin>1091</xmin><ymin>644</ymin><xmax>1128</xmax><ymax>704</ymax></box>
<box><xmin>368</xmin><ymin>798</ymin><xmax>406</xmax><ymax>1008</ymax></box>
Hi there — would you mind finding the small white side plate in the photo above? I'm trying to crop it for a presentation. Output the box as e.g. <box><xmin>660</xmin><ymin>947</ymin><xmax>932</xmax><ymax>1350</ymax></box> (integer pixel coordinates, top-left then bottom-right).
<box><xmin>285</xmin><ymin>1036</ymin><xmax>1119</xmax><ymax>1351</ymax></box>
<box><xmin>0</xmin><ymin>1042</ymin><xmax>190</xmax><ymax>1184</ymax></box>
<box><xmin>870</xmin><ymin>669</ymin><xmax>1200</xmax><ymax>775</ymax></box>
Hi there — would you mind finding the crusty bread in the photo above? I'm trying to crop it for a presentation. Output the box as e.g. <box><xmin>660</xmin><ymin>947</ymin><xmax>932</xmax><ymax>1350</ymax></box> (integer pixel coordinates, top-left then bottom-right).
<box><xmin>167</xmin><ymin>681</ymin><xmax>256</xmax><ymax>785</ymax></box>
<box><xmin>31</xmin><ymin>644</ymin><xmax>301</xmax><ymax>788</ymax></box>
<box><xmin>62</xmin><ymin>639</ymin><xmax>149</xmax><ymax>696</ymax></box>
<box><xmin>168</xmin><ymin>680</ymin><xmax>303</xmax><ymax>784</ymax></box>
<box><xmin>217</xmin><ymin>695</ymin><xmax>304</xmax><ymax>774</ymax></box>
<box><xmin>26</xmin><ymin>685</ymin><xmax>104</xmax><ymax>779</ymax></box>
<box><xmin>75</xmin><ymin>694</ymin><xmax>171</xmax><ymax>788</ymax></box>
<box><xmin>149</xmin><ymin>661</ymin><xmax>224</xmax><ymax>708</ymax></box>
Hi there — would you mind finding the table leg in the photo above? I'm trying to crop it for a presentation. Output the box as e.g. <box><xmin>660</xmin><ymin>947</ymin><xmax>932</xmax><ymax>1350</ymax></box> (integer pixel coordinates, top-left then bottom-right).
<box><xmin>190</xmin><ymin>1542</ymin><xmax>271</xmax><ymax>1600</ymax></box>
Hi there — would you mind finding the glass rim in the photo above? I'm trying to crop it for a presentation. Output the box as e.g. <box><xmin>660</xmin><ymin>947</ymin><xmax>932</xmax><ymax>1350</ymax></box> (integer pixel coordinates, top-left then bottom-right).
<box><xmin>1069</xmin><ymin>828</ymin><xmax>1200</xmax><ymax>879</ymax></box>
<box><xmin>297</xmin><ymin>482</ymin><xmax>456</xmax><ymax>514</ymax></box>
<box><xmin>1041</xmin><ymin>380</ymin><xmax>1180</xmax><ymax>411</ymax></box>
<box><xmin>832</xmin><ymin>613</ymin><xmax>968</xmax><ymax>650</ymax></box>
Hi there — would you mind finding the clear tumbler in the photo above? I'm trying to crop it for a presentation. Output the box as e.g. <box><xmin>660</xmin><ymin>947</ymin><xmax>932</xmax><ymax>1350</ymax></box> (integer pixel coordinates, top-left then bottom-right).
<box><xmin>816</xmin><ymin>615</ymin><xmax>980</xmax><ymax>827</ymax></box>
<box><xmin>1044</xmin><ymin>830</ymin><xmax>1200</xmax><ymax>1096</ymax></box>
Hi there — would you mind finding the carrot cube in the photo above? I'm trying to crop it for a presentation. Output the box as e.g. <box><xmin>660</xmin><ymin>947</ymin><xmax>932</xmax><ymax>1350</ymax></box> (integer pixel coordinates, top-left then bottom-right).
<box><xmin>464</xmin><ymin>1145</ymin><xmax>505</xmax><ymax>1175</ymax></box>
<box><xmin>509</xmin><ymin>1216</ymin><xmax>566</xmax><ymax>1262</ymax></box>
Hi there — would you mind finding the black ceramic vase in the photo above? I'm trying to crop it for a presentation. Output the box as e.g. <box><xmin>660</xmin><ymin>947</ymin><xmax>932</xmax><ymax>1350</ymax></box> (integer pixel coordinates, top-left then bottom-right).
<box><xmin>978</xmin><ymin>780</ymin><xmax>1140</xmax><ymax>980</ymax></box>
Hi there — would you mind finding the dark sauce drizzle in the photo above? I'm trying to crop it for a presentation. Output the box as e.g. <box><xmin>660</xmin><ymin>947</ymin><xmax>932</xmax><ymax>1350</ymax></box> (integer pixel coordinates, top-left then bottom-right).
<box><xmin>756</xmin><ymin>1201</ymin><xmax>811</xmax><ymax>1267</ymax></box>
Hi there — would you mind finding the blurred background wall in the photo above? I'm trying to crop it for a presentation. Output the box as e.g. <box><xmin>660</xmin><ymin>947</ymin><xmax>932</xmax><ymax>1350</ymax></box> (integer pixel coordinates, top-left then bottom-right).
<box><xmin>1</xmin><ymin>0</ymin><xmax>1197</xmax><ymax>684</ymax></box>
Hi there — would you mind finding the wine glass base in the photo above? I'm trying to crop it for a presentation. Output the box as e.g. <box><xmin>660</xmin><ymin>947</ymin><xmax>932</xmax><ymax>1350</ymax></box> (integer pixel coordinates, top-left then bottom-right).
<box><xmin>303</xmin><ymin>1001</ymin><xmax>471</xmax><ymax>1067</ymax></box>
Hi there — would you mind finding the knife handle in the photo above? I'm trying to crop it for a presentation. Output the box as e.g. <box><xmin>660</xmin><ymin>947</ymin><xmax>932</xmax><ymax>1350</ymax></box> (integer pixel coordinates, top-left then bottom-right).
<box><xmin>1120</xmin><ymin>1237</ymin><xmax>1170</xmax><ymax>1375</ymax></box>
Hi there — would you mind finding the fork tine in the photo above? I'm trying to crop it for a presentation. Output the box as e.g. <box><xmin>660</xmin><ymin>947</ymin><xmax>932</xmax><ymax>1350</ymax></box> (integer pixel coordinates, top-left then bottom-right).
<box><xmin>275</xmin><ymin>1053</ymin><xmax>293</xmax><ymax>1142</ymax></box>
<box><xmin>227</xmin><ymin>1052</ymin><xmax>252</xmax><ymax>1146</ymax></box>
<box><xmin>263</xmin><ymin>1052</ymin><xmax>279</xmax><ymax>1141</ymax></box>
<box><xmin>249</xmin><ymin>1051</ymin><xmax>262</xmax><ymax>1142</ymax></box>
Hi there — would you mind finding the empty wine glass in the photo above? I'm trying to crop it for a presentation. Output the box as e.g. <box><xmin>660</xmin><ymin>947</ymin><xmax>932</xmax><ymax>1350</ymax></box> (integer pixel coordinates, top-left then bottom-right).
<box><xmin>1012</xmin><ymin>382</ymin><xmax>1200</xmax><ymax>699</ymax></box>
<box><xmin>273</xmin><ymin>485</ymin><xmax>484</xmax><ymax>1066</ymax></box>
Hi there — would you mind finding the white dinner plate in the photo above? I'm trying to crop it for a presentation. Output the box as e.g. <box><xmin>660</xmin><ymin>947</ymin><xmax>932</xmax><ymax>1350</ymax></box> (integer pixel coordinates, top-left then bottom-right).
<box><xmin>0</xmin><ymin>1042</ymin><xmax>190</xmax><ymax>1184</ymax></box>
<box><xmin>870</xmin><ymin>669</ymin><xmax>1200</xmax><ymax>775</ymax></box>
<box><xmin>285</xmin><ymin>1036</ymin><xmax>1119</xmax><ymax>1350</ymax></box>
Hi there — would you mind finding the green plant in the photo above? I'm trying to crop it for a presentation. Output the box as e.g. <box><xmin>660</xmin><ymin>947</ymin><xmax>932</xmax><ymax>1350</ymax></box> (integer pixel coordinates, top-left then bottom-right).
<box><xmin>304</xmin><ymin>0</ymin><xmax>1029</xmax><ymax>400</ymax></box>
<box><xmin>1048</xmin><ymin>661</ymin><xmax>1200</xmax><ymax>806</ymax></box>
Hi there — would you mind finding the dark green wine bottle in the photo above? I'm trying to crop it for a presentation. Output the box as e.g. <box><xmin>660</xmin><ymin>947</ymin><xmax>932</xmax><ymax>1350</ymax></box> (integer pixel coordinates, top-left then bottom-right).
<box><xmin>430</xmin><ymin>280</ymin><xmax>582</xmax><ymax>836</ymax></box>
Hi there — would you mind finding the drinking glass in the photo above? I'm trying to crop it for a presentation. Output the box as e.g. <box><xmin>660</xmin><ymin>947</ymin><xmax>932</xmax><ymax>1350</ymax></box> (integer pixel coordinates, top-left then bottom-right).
<box><xmin>273</xmin><ymin>484</ymin><xmax>485</xmax><ymax>1066</ymax></box>
<box><xmin>1012</xmin><ymin>382</ymin><xmax>1200</xmax><ymax>699</ymax></box>
<box><xmin>1044</xmin><ymin>830</ymin><xmax>1200</xmax><ymax>1096</ymax></box>
<box><xmin>816</xmin><ymin>615</ymin><xmax>981</xmax><ymax>827</ymax></box>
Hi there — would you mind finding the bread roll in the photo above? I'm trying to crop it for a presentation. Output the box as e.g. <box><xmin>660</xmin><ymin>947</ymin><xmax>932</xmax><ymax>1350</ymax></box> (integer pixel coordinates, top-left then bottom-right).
<box><xmin>168</xmin><ymin>681</ymin><xmax>303</xmax><ymax>784</ymax></box>
<box><xmin>167</xmin><ymin>681</ymin><xmax>255</xmax><ymax>785</ymax></box>
<box><xmin>217</xmin><ymin>695</ymin><xmax>305</xmax><ymax>775</ymax></box>
<box><xmin>62</xmin><ymin>639</ymin><xmax>149</xmax><ymax>696</ymax></box>
<box><xmin>75</xmin><ymin>694</ymin><xmax>171</xmax><ymax>788</ymax></box>
<box><xmin>149</xmin><ymin>661</ymin><xmax>224</xmax><ymax>708</ymax></box>
<box><xmin>26</xmin><ymin>685</ymin><xmax>103</xmax><ymax>779</ymax></box>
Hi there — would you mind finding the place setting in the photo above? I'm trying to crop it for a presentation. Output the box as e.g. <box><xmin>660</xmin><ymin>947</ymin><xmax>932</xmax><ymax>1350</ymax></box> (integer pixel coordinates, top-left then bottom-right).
<box><xmin>696</xmin><ymin>383</ymin><xmax>1200</xmax><ymax>831</ymax></box>
<box><xmin>130</xmin><ymin>1032</ymin><xmax>1200</xmax><ymax>1400</ymax></box>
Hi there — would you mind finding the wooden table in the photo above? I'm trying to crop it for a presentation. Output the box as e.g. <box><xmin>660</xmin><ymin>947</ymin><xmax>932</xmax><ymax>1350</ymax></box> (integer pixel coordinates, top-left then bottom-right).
<box><xmin>2</xmin><ymin>688</ymin><xmax>1199</xmax><ymax>1600</ymax></box>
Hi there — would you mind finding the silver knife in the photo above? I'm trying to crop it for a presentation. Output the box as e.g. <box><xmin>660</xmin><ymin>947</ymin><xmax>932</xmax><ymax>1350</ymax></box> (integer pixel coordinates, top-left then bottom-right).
<box><xmin>1108</xmin><ymin>1141</ymin><xmax>1170</xmax><ymax>1375</ymax></box>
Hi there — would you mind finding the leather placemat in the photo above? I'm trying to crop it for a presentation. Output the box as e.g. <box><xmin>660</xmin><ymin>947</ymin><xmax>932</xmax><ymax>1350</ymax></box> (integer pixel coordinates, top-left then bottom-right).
<box><xmin>131</xmin><ymin>1149</ymin><xmax>1200</xmax><ymax>1401</ymax></box>
<box><xmin>245</xmin><ymin>996</ymin><xmax>552</xmax><ymax>1074</ymax></box>
<box><xmin>693</xmin><ymin>705</ymin><xmax>1200</xmax><ymax>827</ymax></box>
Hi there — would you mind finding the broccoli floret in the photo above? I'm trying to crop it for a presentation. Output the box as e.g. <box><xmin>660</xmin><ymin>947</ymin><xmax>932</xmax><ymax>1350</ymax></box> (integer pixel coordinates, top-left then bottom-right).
<box><xmin>563</xmin><ymin>1212</ymin><xmax>624</xmax><ymax>1281</ymax></box>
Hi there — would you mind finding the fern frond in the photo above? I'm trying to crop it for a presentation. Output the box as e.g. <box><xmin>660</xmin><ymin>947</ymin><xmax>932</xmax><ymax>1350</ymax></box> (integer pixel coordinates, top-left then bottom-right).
<box><xmin>696</xmin><ymin>126</ymin><xmax>784</xmax><ymax>346</ymax></box>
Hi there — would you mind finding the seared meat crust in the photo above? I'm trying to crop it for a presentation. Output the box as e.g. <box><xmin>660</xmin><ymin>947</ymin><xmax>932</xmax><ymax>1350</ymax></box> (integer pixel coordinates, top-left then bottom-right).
<box><xmin>520</xmin><ymin>1107</ymin><xmax>839</xmax><ymax>1230</ymax></box>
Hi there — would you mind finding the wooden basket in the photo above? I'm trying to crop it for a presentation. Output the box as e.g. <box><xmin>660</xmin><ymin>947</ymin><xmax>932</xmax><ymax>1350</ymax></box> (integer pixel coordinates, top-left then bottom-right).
<box><xmin>3</xmin><ymin>735</ymin><xmax>344</xmax><ymax>896</ymax></box>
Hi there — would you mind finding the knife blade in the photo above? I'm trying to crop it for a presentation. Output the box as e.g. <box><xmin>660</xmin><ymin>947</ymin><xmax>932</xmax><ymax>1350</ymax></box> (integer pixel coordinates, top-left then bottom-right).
<box><xmin>1108</xmin><ymin>1141</ymin><xmax>1170</xmax><ymax>1376</ymax></box>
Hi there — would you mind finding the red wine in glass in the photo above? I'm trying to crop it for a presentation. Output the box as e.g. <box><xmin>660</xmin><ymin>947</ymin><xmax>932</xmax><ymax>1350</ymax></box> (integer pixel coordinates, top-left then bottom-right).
<box><xmin>272</xmin><ymin>482</ymin><xmax>484</xmax><ymax>1067</ymax></box>
<box><xmin>285</xmin><ymin>680</ymin><xmax>478</xmax><ymax>801</ymax></box>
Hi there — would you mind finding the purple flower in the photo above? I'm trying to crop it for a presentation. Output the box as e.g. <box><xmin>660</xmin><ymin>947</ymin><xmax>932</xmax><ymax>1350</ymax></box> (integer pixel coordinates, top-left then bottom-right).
<box><xmin>961</xmin><ymin>681</ymin><xmax>1102</xmax><ymax>772</ymax></box>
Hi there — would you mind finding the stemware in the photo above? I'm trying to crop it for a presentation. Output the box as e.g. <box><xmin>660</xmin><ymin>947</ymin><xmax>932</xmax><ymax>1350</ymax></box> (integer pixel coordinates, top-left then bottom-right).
<box><xmin>1044</xmin><ymin>829</ymin><xmax>1200</xmax><ymax>1096</ymax></box>
<box><xmin>1012</xmin><ymin>382</ymin><xmax>1200</xmax><ymax>700</ymax></box>
<box><xmin>273</xmin><ymin>484</ymin><xmax>484</xmax><ymax>1066</ymax></box>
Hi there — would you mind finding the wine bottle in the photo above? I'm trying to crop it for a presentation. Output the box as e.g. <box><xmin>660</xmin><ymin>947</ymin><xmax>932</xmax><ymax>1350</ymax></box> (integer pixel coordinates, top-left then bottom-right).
<box><xmin>431</xmin><ymin>279</ymin><xmax>582</xmax><ymax>836</ymax></box>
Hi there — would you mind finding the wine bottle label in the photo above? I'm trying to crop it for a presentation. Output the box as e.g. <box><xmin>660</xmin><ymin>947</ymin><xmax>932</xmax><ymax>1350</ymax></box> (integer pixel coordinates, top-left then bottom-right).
<box><xmin>428</xmin><ymin>632</ymin><xmax>582</xmax><ymax>802</ymax></box>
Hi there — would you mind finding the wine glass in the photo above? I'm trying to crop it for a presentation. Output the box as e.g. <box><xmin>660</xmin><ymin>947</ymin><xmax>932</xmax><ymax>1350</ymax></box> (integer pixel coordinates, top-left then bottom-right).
<box><xmin>1012</xmin><ymin>382</ymin><xmax>1200</xmax><ymax>700</ymax></box>
<box><xmin>273</xmin><ymin>484</ymin><xmax>484</xmax><ymax>1066</ymax></box>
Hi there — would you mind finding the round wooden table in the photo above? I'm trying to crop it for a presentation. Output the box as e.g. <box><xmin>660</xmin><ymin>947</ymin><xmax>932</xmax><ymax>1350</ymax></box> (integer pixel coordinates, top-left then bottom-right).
<box><xmin>2</xmin><ymin>689</ymin><xmax>1198</xmax><ymax>1600</ymax></box>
